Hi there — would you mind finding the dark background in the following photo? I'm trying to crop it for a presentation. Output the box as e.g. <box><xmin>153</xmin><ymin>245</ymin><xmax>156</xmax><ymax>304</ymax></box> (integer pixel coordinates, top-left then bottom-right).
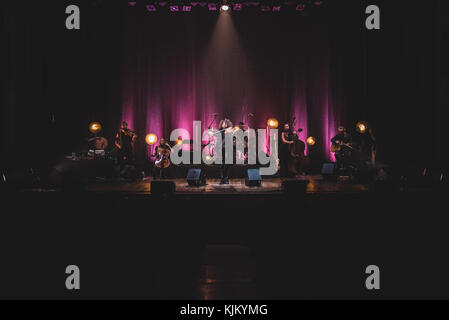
<box><xmin>1</xmin><ymin>0</ymin><xmax>449</xmax><ymax>300</ymax></box>
<box><xmin>2</xmin><ymin>0</ymin><xmax>448</xmax><ymax>172</ymax></box>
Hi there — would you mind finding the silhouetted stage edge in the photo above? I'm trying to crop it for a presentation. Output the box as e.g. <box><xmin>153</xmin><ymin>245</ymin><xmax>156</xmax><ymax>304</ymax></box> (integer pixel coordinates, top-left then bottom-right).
<box><xmin>106</xmin><ymin>176</ymin><xmax>366</xmax><ymax>195</ymax></box>
<box><xmin>46</xmin><ymin>175</ymin><xmax>370</xmax><ymax>196</ymax></box>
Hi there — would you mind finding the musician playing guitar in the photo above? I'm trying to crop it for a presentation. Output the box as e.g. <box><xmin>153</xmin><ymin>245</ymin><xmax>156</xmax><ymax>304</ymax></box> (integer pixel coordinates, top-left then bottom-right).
<box><xmin>331</xmin><ymin>126</ymin><xmax>353</xmax><ymax>172</ymax></box>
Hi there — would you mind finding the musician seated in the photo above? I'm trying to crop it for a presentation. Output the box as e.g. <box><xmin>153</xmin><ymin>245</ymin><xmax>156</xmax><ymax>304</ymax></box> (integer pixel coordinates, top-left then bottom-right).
<box><xmin>331</xmin><ymin>126</ymin><xmax>353</xmax><ymax>172</ymax></box>
<box><xmin>152</xmin><ymin>138</ymin><xmax>172</xmax><ymax>179</ymax></box>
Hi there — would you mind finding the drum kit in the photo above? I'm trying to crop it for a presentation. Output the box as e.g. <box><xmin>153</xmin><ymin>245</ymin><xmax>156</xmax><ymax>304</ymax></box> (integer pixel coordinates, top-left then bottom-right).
<box><xmin>87</xmin><ymin>136</ymin><xmax>109</xmax><ymax>159</ymax></box>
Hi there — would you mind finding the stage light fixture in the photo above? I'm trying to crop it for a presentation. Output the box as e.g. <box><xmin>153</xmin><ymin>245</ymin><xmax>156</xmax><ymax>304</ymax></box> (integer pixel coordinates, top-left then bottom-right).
<box><xmin>233</xmin><ymin>3</ymin><xmax>242</xmax><ymax>11</ymax></box>
<box><xmin>146</xmin><ymin>133</ymin><xmax>158</xmax><ymax>145</ymax></box>
<box><xmin>146</xmin><ymin>4</ymin><xmax>157</xmax><ymax>11</ymax></box>
<box><xmin>169</xmin><ymin>5</ymin><xmax>179</xmax><ymax>12</ymax></box>
<box><xmin>267</xmin><ymin>118</ymin><xmax>279</xmax><ymax>129</ymax></box>
<box><xmin>356</xmin><ymin>122</ymin><xmax>368</xmax><ymax>133</ymax></box>
<box><xmin>176</xmin><ymin>138</ymin><xmax>183</xmax><ymax>145</ymax></box>
<box><xmin>208</xmin><ymin>3</ymin><xmax>217</xmax><ymax>11</ymax></box>
<box><xmin>89</xmin><ymin>122</ymin><xmax>102</xmax><ymax>134</ymax></box>
<box><xmin>221</xmin><ymin>4</ymin><xmax>230</xmax><ymax>11</ymax></box>
<box><xmin>307</xmin><ymin>136</ymin><xmax>316</xmax><ymax>146</ymax></box>
<box><xmin>183</xmin><ymin>5</ymin><xmax>192</xmax><ymax>12</ymax></box>
<box><xmin>296</xmin><ymin>4</ymin><xmax>305</xmax><ymax>11</ymax></box>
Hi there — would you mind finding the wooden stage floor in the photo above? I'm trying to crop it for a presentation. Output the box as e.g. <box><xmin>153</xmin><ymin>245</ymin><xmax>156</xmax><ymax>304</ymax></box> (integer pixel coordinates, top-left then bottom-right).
<box><xmin>85</xmin><ymin>175</ymin><xmax>369</xmax><ymax>195</ymax></box>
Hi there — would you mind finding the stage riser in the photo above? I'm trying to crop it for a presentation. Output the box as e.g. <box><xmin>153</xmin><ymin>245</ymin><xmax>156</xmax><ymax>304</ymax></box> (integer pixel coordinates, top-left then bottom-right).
<box><xmin>171</xmin><ymin>165</ymin><xmax>262</xmax><ymax>179</ymax></box>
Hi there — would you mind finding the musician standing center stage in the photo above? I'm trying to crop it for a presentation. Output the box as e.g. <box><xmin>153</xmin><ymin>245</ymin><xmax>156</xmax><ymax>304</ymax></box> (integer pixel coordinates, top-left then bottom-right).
<box><xmin>218</xmin><ymin>118</ymin><xmax>233</xmax><ymax>185</ymax></box>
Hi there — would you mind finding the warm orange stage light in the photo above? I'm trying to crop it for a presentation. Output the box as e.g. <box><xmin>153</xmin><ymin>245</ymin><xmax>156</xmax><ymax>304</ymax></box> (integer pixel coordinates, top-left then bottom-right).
<box><xmin>307</xmin><ymin>136</ymin><xmax>316</xmax><ymax>146</ymax></box>
<box><xmin>89</xmin><ymin>122</ymin><xmax>102</xmax><ymax>134</ymax></box>
<box><xmin>145</xmin><ymin>133</ymin><xmax>158</xmax><ymax>145</ymax></box>
<box><xmin>267</xmin><ymin>118</ymin><xmax>279</xmax><ymax>129</ymax></box>
<box><xmin>356</xmin><ymin>122</ymin><xmax>368</xmax><ymax>133</ymax></box>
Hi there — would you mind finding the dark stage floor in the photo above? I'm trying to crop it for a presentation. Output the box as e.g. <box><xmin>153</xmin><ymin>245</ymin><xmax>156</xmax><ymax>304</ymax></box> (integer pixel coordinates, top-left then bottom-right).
<box><xmin>2</xmin><ymin>176</ymin><xmax>448</xmax><ymax>300</ymax></box>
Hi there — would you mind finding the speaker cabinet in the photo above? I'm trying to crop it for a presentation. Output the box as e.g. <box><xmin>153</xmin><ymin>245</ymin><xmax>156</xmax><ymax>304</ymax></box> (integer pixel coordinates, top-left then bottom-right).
<box><xmin>321</xmin><ymin>163</ymin><xmax>336</xmax><ymax>180</ymax></box>
<box><xmin>245</xmin><ymin>169</ymin><xmax>262</xmax><ymax>187</ymax></box>
<box><xmin>187</xmin><ymin>168</ymin><xmax>206</xmax><ymax>187</ymax></box>
<box><xmin>282</xmin><ymin>178</ymin><xmax>309</xmax><ymax>195</ymax></box>
<box><xmin>151</xmin><ymin>180</ymin><xmax>175</xmax><ymax>195</ymax></box>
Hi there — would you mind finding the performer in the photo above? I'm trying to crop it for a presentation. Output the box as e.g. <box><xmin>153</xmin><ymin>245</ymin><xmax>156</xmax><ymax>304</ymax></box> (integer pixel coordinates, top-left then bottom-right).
<box><xmin>363</xmin><ymin>124</ymin><xmax>377</xmax><ymax>167</ymax></box>
<box><xmin>331</xmin><ymin>126</ymin><xmax>353</xmax><ymax>172</ymax></box>
<box><xmin>115</xmin><ymin>121</ymin><xmax>137</xmax><ymax>170</ymax></box>
<box><xmin>233</xmin><ymin>121</ymin><xmax>248</xmax><ymax>163</ymax></box>
<box><xmin>153</xmin><ymin>138</ymin><xmax>172</xmax><ymax>179</ymax></box>
<box><xmin>218</xmin><ymin>118</ymin><xmax>233</xmax><ymax>184</ymax></box>
<box><xmin>288</xmin><ymin>128</ymin><xmax>310</xmax><ymax>176</ymax></box>
<box><xmin>353</xmin><ymin>122</ymin><xmax>377</xmax><ymax>169</ymax></box>
<box><xmin>280</xmin><ymin>123</ymin><xmax>294</xmax><ymax>177</ymax></box>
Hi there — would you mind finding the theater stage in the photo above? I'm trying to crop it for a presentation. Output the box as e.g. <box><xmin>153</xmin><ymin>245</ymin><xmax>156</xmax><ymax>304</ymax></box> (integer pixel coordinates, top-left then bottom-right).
<box><xmin>83</xmin><ymin>175</ymin><xmax>369</xmax><ymax>196</ymax></box>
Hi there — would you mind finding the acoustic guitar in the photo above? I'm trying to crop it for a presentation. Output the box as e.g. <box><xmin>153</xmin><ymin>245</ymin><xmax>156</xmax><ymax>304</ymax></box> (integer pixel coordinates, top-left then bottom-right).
<box><xmin>331</xmin><ymin>141</ymin><xmax>354</xmax><ymax>153</ymax></box>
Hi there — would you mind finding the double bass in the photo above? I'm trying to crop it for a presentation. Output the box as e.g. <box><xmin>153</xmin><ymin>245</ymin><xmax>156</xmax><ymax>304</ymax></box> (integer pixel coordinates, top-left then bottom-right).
<box><xmin>287</xmin><ymin>118</ymin><xmax>310</xmax><ymax>175</ymax></box>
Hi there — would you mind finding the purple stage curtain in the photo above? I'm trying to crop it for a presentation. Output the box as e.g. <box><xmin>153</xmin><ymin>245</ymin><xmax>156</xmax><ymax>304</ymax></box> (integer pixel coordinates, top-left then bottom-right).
<box><xmin>119</xmin><ymin>10</ymin><xmax>349</xmax><ymax>162</ymax></box>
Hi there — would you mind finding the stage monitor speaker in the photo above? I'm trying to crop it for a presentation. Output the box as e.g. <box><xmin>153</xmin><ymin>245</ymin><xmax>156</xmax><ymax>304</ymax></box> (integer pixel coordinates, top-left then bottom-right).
<box><xmin>245</xmin><ymin>169</ymin><xmax>262</xmax><ymax>187</ymax></box>
<box><xmin>321</xmin><ymin>163</ymin><xmax>336</xmax><ymax>175</ymax></box>
<box><xmin>151</xmin><ymin>180</ymin><xmax>175</xmax><ymax>195</ymax></box>
<box><xmin>321</xmin><ymin>163</ymin><xmax>336</xmax><ymax>180</ymax></box>
<box><xmin>187</xmin><ymin>168</ymin><xmax>206</xmax><ymax>187</ymax></box>
<box><xmin>282</xmin><ymin>178</ymin><xmax>309</xmax><ymax>195</ymax></box>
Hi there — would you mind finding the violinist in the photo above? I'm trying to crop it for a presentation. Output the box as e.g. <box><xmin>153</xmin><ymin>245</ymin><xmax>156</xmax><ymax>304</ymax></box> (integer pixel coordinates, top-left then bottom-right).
<box><xmin>115</xmin><ymin>121</ymin><xmax>137</xmax><ymax>170</ymax></box>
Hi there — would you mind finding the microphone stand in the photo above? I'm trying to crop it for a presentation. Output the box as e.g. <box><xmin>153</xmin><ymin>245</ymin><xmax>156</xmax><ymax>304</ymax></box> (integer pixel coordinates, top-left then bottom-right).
<box><xmin>207</xmin><ymin>114</ymin><xmax>217</xmax><ymax>130</ymax></box>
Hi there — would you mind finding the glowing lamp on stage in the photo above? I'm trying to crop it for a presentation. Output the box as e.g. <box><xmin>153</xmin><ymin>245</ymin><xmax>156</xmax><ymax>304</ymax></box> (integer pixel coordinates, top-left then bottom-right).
<box><xmin>89</xmin><ymin>122</ymin><xmax>102</xmax><ymax>134</ymax></box>
<box><xmin>205</xmin><ymin>155</ymin><xmax>213</xmax><ymax>162</ymax></box>
<box><xmin>307</xmin><ymin>136</ymin><xmax>316</xmax><ymax>146</ymax></box>
<box><xmin>356</xmin><ymin>122</ymin><xmax>367</xmax><ymax>133</ymax></box>
<box><xmin>267</xmin><ymin>118</ymin><xmax>279</xmax><ymax>129</ymax></box>
<box><xmin>176</xmin><ymin>138</ymin><xmax>183</xmax><ymax>146</ymax></box>
<box><xmin>221</xmin><ymin>4</ymin><xmax>230</xmax><ymax>11</ymax></box>
<box><xmin>145</xmin><ymin>133</ymin><xmax>158</xmax><ymax>145</ymax></box>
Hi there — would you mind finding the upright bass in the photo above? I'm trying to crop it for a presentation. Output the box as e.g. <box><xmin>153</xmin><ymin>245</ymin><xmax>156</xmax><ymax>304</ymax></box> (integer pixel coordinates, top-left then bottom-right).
<box><xmin>287</xmin><ymin>118</ymin><xmax>310</xmax><ymax>175</ymax></box>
